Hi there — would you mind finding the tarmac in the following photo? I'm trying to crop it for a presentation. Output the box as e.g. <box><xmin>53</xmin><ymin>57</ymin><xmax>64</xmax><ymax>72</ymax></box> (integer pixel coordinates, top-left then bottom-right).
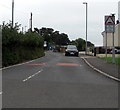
<box><xmin>80</xmin><ymin>54</ymin><xmax>120</xmax><ymax>82</ymax></box>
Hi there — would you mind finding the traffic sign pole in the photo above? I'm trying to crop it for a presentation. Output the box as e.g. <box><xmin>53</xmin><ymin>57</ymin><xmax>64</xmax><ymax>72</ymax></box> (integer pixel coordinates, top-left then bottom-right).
<box><xmin>112</xmin><ymin>32</ymin><xmax>115</xmax><ymax>64</ymax></box>
<box><xmin>105</xmin><ymin>32</ymin><xmax>107</xmax><ymax>61</ymax></box>
<box><xmin>112</xmin><ymin>14</ymin><xmax>115</xmax><ymax>64</ymax></box>
<box><xmin>104</xmin><ymin>15</ymin><xmax>115</xmax><ymax>64</ymax></box>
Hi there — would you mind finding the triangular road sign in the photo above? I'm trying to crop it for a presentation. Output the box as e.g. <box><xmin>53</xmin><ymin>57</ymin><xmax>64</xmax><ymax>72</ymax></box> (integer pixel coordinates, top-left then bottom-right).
<box><xmin>105</xmin><ymin>16</ymin><xmax>115</xmax><ymax>25</ymax></box>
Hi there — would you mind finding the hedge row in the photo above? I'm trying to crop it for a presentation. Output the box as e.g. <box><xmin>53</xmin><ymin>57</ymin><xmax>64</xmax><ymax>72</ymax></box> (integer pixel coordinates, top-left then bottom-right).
<box><xmin>2</xmin><ymin>23</ymin><xmax>45</xmax><ymax>67</ymax></box>
<box><xmin>2</xmin><ymin>46</ymin><xmax>44</xmax><ymax>67</ymax></box>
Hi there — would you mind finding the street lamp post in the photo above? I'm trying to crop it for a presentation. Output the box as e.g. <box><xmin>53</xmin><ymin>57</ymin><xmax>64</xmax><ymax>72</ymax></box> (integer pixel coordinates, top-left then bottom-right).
<box><xmin>83</xmin><ymin>2</ymin><xmax>88</xmax><ymax>55</ymax></box>
<box><xmin>12</xmin><ymin>0</ymin><xmax>14</xmax><ymax>28</ymax></box>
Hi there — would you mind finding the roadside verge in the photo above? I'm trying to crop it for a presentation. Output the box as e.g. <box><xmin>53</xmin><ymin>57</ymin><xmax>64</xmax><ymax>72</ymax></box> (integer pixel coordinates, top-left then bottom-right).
<box><xmin>81</xmin><ymin>57</ymin><xmax>120</xmax><ymax>82</ymax></box>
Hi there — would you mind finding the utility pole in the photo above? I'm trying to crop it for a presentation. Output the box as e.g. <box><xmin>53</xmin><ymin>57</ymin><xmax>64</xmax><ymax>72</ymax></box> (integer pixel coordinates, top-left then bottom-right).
<box><xmin>12</xmin><ymin>0</ymin><xmax>14</xmax><ymax>28</ymax></box>
<box><xmin>30</xmin><ymin>12</ymin><xmax>32</xmax><ymax>32</ymax></box>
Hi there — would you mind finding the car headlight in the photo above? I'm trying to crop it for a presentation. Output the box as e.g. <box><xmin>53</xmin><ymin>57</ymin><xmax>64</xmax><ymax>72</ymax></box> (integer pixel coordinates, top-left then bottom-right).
<box><xmin>76</xmin><ymin>50</ymin><xmax>78</xmax><ymax>52</ymax></box>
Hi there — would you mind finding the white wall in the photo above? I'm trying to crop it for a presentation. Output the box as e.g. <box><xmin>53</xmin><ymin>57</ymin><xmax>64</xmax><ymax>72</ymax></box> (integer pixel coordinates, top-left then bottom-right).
<box><xmin>118</xmin><ymin>1</ymin><xmax>120</xmax><ymax>21</ymax></box>
<box><xmin>102</xmin><ymin>24</ymin><xmax>120</xmax><ymax>47</ymax></box>
<box><xmin>118</xmin><ymin>24</ymin><xmax>120</xmax><ymax>46</ymax></box>
<box><xmin>103</xmin><ymin>32</ymin><xmax>113</xmax><ymax>48</ymax></box>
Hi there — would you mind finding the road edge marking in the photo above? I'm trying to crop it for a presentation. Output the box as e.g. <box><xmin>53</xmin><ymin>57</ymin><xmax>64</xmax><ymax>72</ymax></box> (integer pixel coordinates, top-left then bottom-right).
<box><xmin>23</xmin><ymin>69</ymin><xmax>43</xmax><ymax>82</ymax></box>
<box><xmin>82</xmin><ymin>58</ymin><xmax>120</xmax><ymax>82</ymax></box>
<box><xmin>0</xmin><ymin>92</ymin><xmax>2</xmax><ymax>95</ymax></box>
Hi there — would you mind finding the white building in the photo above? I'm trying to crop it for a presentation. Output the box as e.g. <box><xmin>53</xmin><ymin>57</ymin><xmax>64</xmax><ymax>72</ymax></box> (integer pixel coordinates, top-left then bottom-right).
<box><xmin>118</xmin><ymin>1</ymin><xmax>120</xmax><ymax>21</ymax></box>
<box><xmin>102</xmin><ymin>23</ymin><xmax>120</xmax><ymax>48</ymax></box>
<box><xmin>102</xmin><ymin>1</ymin><xmax>120</xmax><ymax>48</ymax></box>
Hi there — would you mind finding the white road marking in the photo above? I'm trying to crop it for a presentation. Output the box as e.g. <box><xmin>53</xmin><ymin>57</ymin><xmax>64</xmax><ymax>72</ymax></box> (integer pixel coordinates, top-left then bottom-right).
<box><xmin>23</xmin><ymin>69</ymin><xmax>43</xmax><ymax>82</ymax></box>
<box><xmin>0</xmin><ymin>92</ymin><xmax>2</xmax><ymax>95</ymax></box>
<box><xmin>79</xmin><ymin>65</ymin><xmax>83</xmax><ymax>67</ymax></box>
<box><xmin>82</xmin><ymin>58</ymin><xmax>120</xmax><ymax>82</ymax></box>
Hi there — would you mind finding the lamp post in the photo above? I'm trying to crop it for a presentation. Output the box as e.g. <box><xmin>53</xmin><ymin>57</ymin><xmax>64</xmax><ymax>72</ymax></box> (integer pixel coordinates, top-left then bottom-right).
<box><xmin>12</xmin><ymin>0</ymin><xmax>14</xmax><ymax>28</ymax></box>
<box><xmin>83</xmin><ymin>2</ymin><xmax>88</xmax><ymax>55</ymax></box>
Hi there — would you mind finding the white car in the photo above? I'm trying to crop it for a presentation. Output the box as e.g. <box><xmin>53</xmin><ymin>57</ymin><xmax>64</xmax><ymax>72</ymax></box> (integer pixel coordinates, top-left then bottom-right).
<box><xmin>110</xmin><ymin>49</ymin><xmax>120</xmax><ymax>54</ymax></box>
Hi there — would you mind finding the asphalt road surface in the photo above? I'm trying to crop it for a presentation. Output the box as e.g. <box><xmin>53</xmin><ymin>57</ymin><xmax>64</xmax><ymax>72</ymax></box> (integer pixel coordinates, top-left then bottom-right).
<box><xmin>2</xmin><ymin>51</ymin><xmax>119</xmax><ymax>108</ymax></box>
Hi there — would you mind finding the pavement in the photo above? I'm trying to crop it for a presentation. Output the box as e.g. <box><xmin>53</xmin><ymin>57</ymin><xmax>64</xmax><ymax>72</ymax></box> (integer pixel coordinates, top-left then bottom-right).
<box><xmin>81</xmin><ymin>54</ymin><xmax>120</xmax><ymax>82</ymax></box>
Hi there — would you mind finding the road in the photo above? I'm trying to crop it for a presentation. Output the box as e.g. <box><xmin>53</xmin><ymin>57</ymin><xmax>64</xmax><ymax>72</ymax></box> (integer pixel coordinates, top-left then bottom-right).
<box><xmin>2</xmin><ymin>51</ymin><xmax>118</xmax><ymax>108</ymax></box>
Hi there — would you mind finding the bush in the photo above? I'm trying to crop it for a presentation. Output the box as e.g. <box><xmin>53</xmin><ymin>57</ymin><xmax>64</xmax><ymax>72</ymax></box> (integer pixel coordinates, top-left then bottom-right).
<box><xmin>22</xmin><ymin>32</ymin><xmax>44</xmax><ymax>47</ymax></box>
<box><xmin>2</xmin><ymin>23</ymin><xmax>44</xmax><ymax>67</ymax></box>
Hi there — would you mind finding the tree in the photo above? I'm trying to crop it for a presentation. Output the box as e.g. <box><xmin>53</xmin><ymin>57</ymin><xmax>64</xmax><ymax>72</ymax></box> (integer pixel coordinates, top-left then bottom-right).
<box><xmin>2</xmin><ymin>22</ymin><xmax>21</xmax><ymax>47</ymax></box>
<box><xmin>70</xmin><ymin>38</ymin><xmax>94</xmax><ymax>51</ymax></box>
<box><xmin>38</xmin><ymin>27</ymin><xmax>70</xmax><ymax>46</ymax></box>
<box><xmin>75</xmin><ymin>38</ymin><xmax>86</xmax><ymax>51</ymax></box>
<box><xmin>87</xmin><ymin>41</ymin><xmax>94</xmax><ymax>47</ymax></box>
<box><xmin>39</xmin><ymin>27</ymin><xmax>54</xmax><ymax>43</ymax></box>
<box><xmin>57</xmin><ymin>33</ymin><xmax>70</xmax><ymax>45</ymax></box>
<box><xmin>34</xmin><ymin>28</ymin><xmax>39</xmax><ymax>33</ymax></box>
<box><xmin>51</xmin><ymin>32</ymin><xmax>70</xmax><ymax>45</ymax></box>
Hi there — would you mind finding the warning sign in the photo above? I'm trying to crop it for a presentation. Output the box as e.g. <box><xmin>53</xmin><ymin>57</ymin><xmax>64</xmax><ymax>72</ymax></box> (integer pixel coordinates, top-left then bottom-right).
<box><xmin>105</xmin><ymin>15</ymin><xmax>115</xmax><ymax>33</ymax></box>
<box><xmin>105</xmin><ymin>16</ymin><xmax>115</xmax><ymax>25</ymax></box>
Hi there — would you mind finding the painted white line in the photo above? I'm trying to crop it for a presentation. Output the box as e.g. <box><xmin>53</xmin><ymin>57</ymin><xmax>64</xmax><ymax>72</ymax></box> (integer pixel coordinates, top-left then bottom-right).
<box><xmin>0</xmin><ymin>92</ymin><xmax>2</xmax><ymax>95</ymax></box>
<box><xmin>23</xmin><ymin>69</ymin><xmax>43</xmax><ymax>82</ymax></box>
<box><xmin>82</xmin><ymin>58</ymin><xmax>120</xmax><ymax>82</ymax></box>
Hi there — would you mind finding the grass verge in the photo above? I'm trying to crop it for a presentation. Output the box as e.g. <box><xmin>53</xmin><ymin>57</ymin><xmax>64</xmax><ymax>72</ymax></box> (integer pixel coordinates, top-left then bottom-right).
<box><xmin>101</xmin><ymin>57</ymin><xmax>120</xmax><ymax>66</ymax></box>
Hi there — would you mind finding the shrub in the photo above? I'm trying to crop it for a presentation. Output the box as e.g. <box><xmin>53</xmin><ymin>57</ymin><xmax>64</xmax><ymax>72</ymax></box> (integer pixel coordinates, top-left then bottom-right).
<box><xmin>2</xmin><ymin>23</ymin><xmax>44</xmax><ymax>67</ymax></box>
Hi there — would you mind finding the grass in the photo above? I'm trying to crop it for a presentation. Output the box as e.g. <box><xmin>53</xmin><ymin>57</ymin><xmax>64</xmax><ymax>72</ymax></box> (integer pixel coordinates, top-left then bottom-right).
<box><xmin>96</xmin><ymin>54</ymin><xmax>120</xmax><ymax>66</ymax></box>
<box><xmin>101</xmin><ymin>57</ymin><xmax>120</xmax><ymax>66</ymax></box>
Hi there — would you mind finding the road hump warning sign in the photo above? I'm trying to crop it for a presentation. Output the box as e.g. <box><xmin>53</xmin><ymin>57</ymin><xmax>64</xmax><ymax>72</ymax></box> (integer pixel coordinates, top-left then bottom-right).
<box><xmin>105</xmin><ymin>16</ymin><xmax>115</xmax><ymax>25</ymax></box>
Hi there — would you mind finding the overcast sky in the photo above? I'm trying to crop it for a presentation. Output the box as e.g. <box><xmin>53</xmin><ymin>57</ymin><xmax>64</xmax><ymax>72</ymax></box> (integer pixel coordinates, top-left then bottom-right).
<box><xmin>1</xmin><ymin>0</ymin><xmax>119</xmax><ymax>46</ymax></box>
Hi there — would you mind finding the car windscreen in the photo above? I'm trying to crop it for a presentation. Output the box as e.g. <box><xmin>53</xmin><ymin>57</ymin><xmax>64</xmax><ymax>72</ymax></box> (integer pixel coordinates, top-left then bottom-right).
<box><xmin>67</xmin><ymin>46</ymin><xmax>77</xmax><ymax>49</ymax></box>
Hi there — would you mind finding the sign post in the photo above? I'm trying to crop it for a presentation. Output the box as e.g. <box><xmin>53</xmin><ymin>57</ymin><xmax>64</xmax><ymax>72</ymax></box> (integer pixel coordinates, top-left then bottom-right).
<box><xmin>105</xmin><ymin>15</ymin><xmax>115</xmax><ymax>64</ymax></box>
<box><xmin>105</xmin><ymin>32</ymin><xmax>107</xmax><ymax>59</ymax></box>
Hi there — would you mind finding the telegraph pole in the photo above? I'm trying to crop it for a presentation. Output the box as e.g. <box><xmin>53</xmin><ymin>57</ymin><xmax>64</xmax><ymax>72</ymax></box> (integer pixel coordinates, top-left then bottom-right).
<box><xmin>12</xmin><ymin>0</ymin><xmax>14</xmax><ymax>28</ymax></box>
<box><xmin>30</xmin><ymin>12</ymin><xmax>32</xmax><ymax>32</ymax></box>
